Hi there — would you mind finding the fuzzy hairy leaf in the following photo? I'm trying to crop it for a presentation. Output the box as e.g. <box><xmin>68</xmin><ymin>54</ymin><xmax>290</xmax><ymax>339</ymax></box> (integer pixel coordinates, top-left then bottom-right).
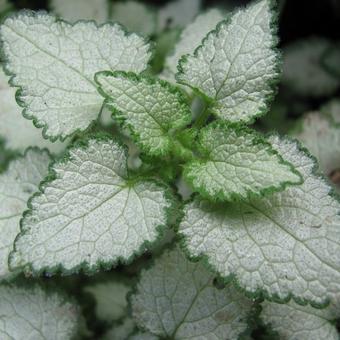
<box><xmin>184</xmin><ymin>123</ymin><xmax>301</xmax><ymax>201</ymax></box>
<box><xmin>0</xmin><ymin>68</ymin><xmax>67</xmax><ymax>153</ymax></box>
<box><xmin>0</xmin><ymin>149</ymin><xmax>50</xmax><ymax>280</ymax></box>
<box><xmin>0</xmin><ymin>285</ymin><xmax>79</xmax><ymax>339</ymax></box>
<box><xmin>261</xmin><ymin>298</ymin><xmax>340</xmax><ymax>340</ymax></box>
<box><xmin>165</xmin><ymin>9</ymin><xmax>224</xmax><ymax>80</ymax></box>
<box><xmin>158</xmin><ymin>0</ymin><xmax>201</xmax><ymax>31</ymax></box>
<box><xmin>51</xmin><ymin>0</ymin><xmax>109</xmax><ymax>23</ymax></box>
<box><xmin>0</xmin><ymin>12</ymin><xmax>151</xmax><ymax>140</ymax></box>
<box><xmin>130</xmin><ymin>246</ymin><xmax>253</xmax><ymax>339</ymax></box>
<box><xmin>111</xmin><ymin>1</ymin><xmax>156</xmax><ymax>36</ymax></box>
<box><xmin>180</xmin><ymin>136</ymin><xmax>340</xmax><ymax>305</ymax></box>
<box><xmin>294</xmin><ymin>112</ymin><xmax>340</xmax><ymax>179</ymax></box>
<box><xmin>9</xmin><ymin>136</ymin><xmax>175</xmax><ymax>275</ymax></box>
<box><xmin>283</xmin><ymin>38</ymin><xmax>340</xmax><ymax>97</ymax></box>
<box><xmin>84</xmin><ymin>280</ymin><xmax>130</xmax><ymax>322</ymax></box>
<box><xmin>177</xmin><ymin>0</ymin><xmax>280</xmax><ymax>124</ymax></box>
<box><xmin>96</xmin><ymin>71</ymin><xmax>191</xmax><ymax>156</ymax></box>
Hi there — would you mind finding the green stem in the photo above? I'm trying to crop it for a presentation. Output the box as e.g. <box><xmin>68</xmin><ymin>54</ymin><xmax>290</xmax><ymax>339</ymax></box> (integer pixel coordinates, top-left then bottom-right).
<box><xmin>192</xmin><ymin>106</ymin><xmax>211</xmax><ymax>130</ymax></box>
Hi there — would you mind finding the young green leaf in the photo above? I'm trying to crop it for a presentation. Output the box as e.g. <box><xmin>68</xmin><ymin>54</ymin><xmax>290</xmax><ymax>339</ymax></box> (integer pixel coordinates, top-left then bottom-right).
<box><xmin>184</xmin><ymin>123</ymin><xmax>302</xmax><ymax>201</ymax></box>
<box><xmin>9</xmin><ymin>136</ymin><xmax>175</xmax><ymax>275</ymax></box>
<box><xmin>51</xmin><ymin>0</ymin><xmax>109</xmax><ymax>23</ymax></box>
<box><xmin>293</xmin><ymin>112</ymin><xmax>340</xmax><ymax>179</ymax></box>
<box><xmin>0</xmin><ymin>285</ymin><xmax>79</xmax><ymax>339</ymax></box>
<box><xmin>95</xmin><ymin>71</ymin><xmax>192</xmax><ymax>156</ymax></box>
<box><xmin>158</xmin><ymin>0</ymin><xmax>201</xmax><ymax>31</ymax></box>
<box><xmin>111</xmin><ymin>1</ymin><xmax>157</xmax><ymax>36</ymax></box>
<box><xmin>0</xmin><ymin>12</ymin><xmax>152</xmax><ymax>141</ymax></box>
<box><xmin>0</xmin><ymin>149</ymin><xmax>50</xmax><ymax>280</ymax></box>
<box><xmin>180</xmin><ymin>136</ymin><xmax>340</xmax><ymax>305</ymax></box>
<box><xmin>130</xmin><ymin>246</ymin><xmax>253</xmax><ymax>339</ymax></box>
<box><xmin>261</xmin><ymin>298</ymin><xmax>340</xmax><ymax>340</ymax></box>
<box><xmin>283</xmin><ymin>38</ymin><xmax>340</xmax><ymax>97</ymax></box>
<box><xmin>177</xmin><ymin>0</ymin><xmax>280</xmax><ymax>124</ymax></box>
<box><xmin>84</xmin><ymin>280</ymin><xmax>130</xmax><ymax>323</ymax></box>
<box><xmin>0</xmin><ymin>68</ymin><xmax>67</xmax><ymax>153</ymax></box>
<box><xmin>164</xmin><ymin>9</ymin><xmax>224</xmax><ymax>81</ymax></box>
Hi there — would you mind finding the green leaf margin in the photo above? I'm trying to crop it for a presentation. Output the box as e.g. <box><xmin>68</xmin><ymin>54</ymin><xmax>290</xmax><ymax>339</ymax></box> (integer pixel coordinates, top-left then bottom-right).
<box><xmin>95</xmin><ymin>70</ymin><xmax>192</xmax><ymax>157</ymax></box>
<box><xmin>183</xmin><ymin>121</ymin><xmax>303</xmax><ymax>202</ymax></box>
<box><xmin>175</xmin><ymin>0</ymin><xmax>282</xmax><ymax>125</ymax></box>
<box><xmin>178</xmin><ymin>135</ymin><xmax>340</xmax><ymax>308</ymax></box>
<box><xmin>0</xmin><ymin>10</ymin><xmax>154</xmax><ymax>142</ymax></box>
<box><xmin>8</xmin><ymin>133</ymin><xmax>180</xmax><ymax>277</ymax></box>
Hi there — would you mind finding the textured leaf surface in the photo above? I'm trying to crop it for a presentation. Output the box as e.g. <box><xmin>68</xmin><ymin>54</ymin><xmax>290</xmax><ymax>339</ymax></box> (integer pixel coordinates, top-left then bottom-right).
<box><xmin>51</xmin><ymin>0</ymin><xmax>109</xmax><ymax>23</ymax></box>
<box><xmin>158</xmin><ymin>0</ymin><xmax>201</xmax><ymax>31</ymax></box>
<box><xmin>165</xmin><ymin>9</ymin><xmax>224</xmax><ymax>79</ymax></box>
<box><xmin>180</xmin><ymin>136</ymin><xmax>340</xmax><ymax>305</ymax></box>
<box><xmin>294</xmin><ymin>112</ymin><xmax>340</xmax><ymax>178</ymax></box>
<box><xmin>0</xmin><ymin>285</ymin><xmax>79</xmax><ymax>339</ymax></box>
<box><xmin>130</xmin><ymin>246</ymin><xmax>253</xmax><ymax>339</ymax></box>
<box><xmin>261</xmin><ymin>299</ymin><xmax>340</xmax><ymax>340</ymax></box>
<box><xmin>177</xmin><ymin>0</ymin><xmax>280</xmax><ymax>123</ymax></box>
<box><xmin>84</xmin><ymin>281</ymin><xmax>130</xmax><ymax>322</ymax></box>
<box><xmin>9</xmin><ymin>136</ymin><xmax>174</xmax><ymax>275</ymax></box>
<box><xmin>0</xmin><ymin>149</ymin><xmax>50</xmax><ymax>280</ymax></box>
<box><xmin>0</xmin><ymin>12</ymin><xmax>151</xmax><ymax>140</ymax></box>
<box><xmin>184</xmin><ymin>123</ymin><xmax>301</xmax><ymax>201</ymax></box>
<box><xmin>0</xmin><ymin>68</ymin><xmax>67</xmax><ymax>153</ymax></box>
<box><xmin>111</xmin><ymin>1</ymin><xmax>156</xmax><ymax>36</ymax></box>
<box><xmin>283</xmin><ymin>38</ymin><xmax>340</xmax><ymax>97</ymax></box>
<box><xmin>96</xmin><ymin>71</ymin><xmax>191</xmax><ymax>156</ymax></box>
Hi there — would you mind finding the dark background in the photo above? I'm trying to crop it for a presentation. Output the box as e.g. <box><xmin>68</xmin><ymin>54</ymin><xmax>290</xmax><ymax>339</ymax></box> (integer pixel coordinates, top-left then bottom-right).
<box><xmin>9</xmin><ymin>0</ymin><xmax>340</xmax><ymax>46</ymax></box>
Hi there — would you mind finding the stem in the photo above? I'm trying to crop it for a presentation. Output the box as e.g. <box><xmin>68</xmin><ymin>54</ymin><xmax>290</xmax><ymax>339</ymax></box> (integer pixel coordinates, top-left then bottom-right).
<box><xmin>192</xmin><ymin>106</ymin><xmax>211</xmax><ymax>130</ymax></box>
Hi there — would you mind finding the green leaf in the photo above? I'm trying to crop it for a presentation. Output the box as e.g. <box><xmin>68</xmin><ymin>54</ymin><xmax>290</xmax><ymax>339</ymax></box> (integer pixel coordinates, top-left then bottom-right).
<box><xmin>283</xmin><ymin>38</ymin><xmax>340</xmax><ymax>97</ymax></box>
<box><xmin>51</xmin><ymin>0</ymin><xmax>109</xmax><ymax>23</ymax></box>
<box><xmin>111</xmin><ymin>1</ymin><xmax>157</xmax><ymax>36</ymax></box>
<box><xmin>177</xmin><ymin>0</ymin><xmax>280</xmax><ymax>124</ymax></box>
<box><xmin>130</xmin><ymin>246</ymin><xmax>253</xmax><ymax>339</ymax></box>
<box><xmin>184</xmin><ymin>123</ymin><xmax>302</xmax><ymax>201</ymax></box>
<box><xmin>95</xmin><ymin>71</ymin><xmax>192</xmax><ymax>156</ymax></box>
<box><xmin>179</xmin><ymin>136</ymin><xmax>340</xmax><ymax>306</ymax></box>
<box><xmin>84</xmin><ymin>280</ymin><xmax>130</xmax><ymax>323</ymax></box>
<box><xmin>293</xmin><ymin>112</ymin><xmax>340</xmax><ymax>180</ymax></box>
<box><xmin>0</xmin><ymin>12</ymin><xmax>152</xmax><ymax>141</ymax></box>
<box><xmin>261</xmin><ymin>299</ymin><xmax>340</xmax><ymax>340</ymax></box>
<box><xmin>0</xmin><ymin>284</ymin><xmax>79</xmax><ymax>339</ymax></box>
<box><xmin>158</xmin><ymin>0</ymin><xmax>201</xmax><ymax>31</ymax></box>
<box><xmin>0</xmin><ymin>149</ymin><xmax>51</xmax><ymax>281</ymax></box>
<box><xmin>9</xmin><ymin>135</ymin><xmax>176</xmax><ymax>275</ymax></box>
<box><xmin>0</xmin><ymin>67</ymin><xmax>67</xmax><ymax>153</ymax></box>
<box><xmin>164</xmin><ymin>9</ymin><xmax>224</xmax><ymax>82</ymax></box>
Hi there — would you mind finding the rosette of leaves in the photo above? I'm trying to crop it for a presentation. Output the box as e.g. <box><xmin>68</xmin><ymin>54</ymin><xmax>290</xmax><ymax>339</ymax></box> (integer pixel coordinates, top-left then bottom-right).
<box><xmin>1</xmin><ymin>0</ymin><xmax>340</xmax><ymax>338</ymax></box>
